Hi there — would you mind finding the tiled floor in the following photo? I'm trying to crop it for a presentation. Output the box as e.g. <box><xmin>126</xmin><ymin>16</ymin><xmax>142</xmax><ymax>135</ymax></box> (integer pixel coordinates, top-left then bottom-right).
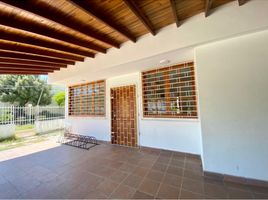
<box><xmin>0</xmin><ymin>140</ymin><xmax>267</xmax><ymax>199</ymax></box>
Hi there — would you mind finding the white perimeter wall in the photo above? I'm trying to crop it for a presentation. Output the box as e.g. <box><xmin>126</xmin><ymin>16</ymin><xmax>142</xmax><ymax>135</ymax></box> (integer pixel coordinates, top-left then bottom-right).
<box><xmin>196</xmin><ymin>30</ymin><xmax>268</xmax><ymax>181</ymax></box>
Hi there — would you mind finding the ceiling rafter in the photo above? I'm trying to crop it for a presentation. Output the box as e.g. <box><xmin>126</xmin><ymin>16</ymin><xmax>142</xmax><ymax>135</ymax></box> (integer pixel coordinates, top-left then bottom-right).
<box><xmin>0</xmin><ymin>28</ymin><xmax>95</xmax><ymax>58</ymax></box>
<box><xmin>122</xmin><ymin>0</ymin><xmax>156</xmax><ymax>36</ymax></box>
<box><xmin>68</xmin><ymin>0</ymin><xmax>136</xmax><ymax>43</ymax></box>
<box><xmin>0</xmin><ymin>6</ymin><xmax>107</xmax><ymax>54</ymax></box>
<box><xmin>0</xmin><ymin>63</ymin><xmax>59</xmax><ymax>71</ymax></box>
<box><xmin>0</xmin><ymin>0</ymin><xmax>119</xmax><ymax>49</ymax></box>
<box><xmin>0</xmin><ymin>68</ymin><xmax>54</xmax><ymax>73</ymax></box>
<box><xmin>169</xmin><ymin>0</ymin><xmax>180</xmax><ymax>27</ymax></box>
<box><xmin>0</xmin><ymin>58</ymin><xmax>67</xmax><ymax>68</ymax></box>
<box><xmin>0</xmin><ymin>40</ymin><xmax>85</xmax><ymax>61</ymax></box>
<box><xmin>0</xmin><ymin>70</ymin><xmax>49</xmax><ymax>75</ymax></box>
<box><xmin>0</xmin><ymin>51</ymin><xmax>75</xmax><ymax>65</ymax></box>
<box><xmin>205</xmin><ymin>0</ymin><xmax>213</xmax><ymax>17</ymax></box>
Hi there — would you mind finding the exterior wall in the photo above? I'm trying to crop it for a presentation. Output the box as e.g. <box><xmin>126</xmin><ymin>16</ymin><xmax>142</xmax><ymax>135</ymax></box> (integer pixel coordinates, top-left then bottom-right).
<box><xmin>66</xmin><ymin>71</ymin><xmax>202</xmax><ymax>155</ymax></box>
<box><xmin>52</xmin><ymin>0</ymin><xmax>268</xmax><ymax>181</ymax></box>
<box><xmin>196</xmin><ymin>30</ymin><xmax>268</xmax><ymax>181</ymax></box>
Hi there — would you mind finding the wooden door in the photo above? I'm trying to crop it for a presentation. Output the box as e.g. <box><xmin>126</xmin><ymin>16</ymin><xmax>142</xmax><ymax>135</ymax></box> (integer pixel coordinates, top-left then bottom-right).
<box><xmin>111</xmin><ymin>85</ymin><xmax>137</xmax><ymax>147</ymax></box>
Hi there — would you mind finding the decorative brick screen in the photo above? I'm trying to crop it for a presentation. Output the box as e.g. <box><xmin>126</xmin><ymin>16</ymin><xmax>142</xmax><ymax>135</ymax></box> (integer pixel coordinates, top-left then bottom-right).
<box><xmin>142</xmin><ymin>61</ymin><xmax>198</xmax><ymax>119</ymax></box>
<box><xmin>68</xmin><ymin>80</ymin><xmax>105</xmax><ymax>116</ymax></box>
<box><xmin>111</xmin><ymin>85</ymin><xmax>137</xmax><ymax>147</ymax></box>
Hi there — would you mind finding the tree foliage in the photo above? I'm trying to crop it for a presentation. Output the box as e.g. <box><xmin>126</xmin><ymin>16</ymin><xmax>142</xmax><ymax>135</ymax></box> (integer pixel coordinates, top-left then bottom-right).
<box><xmin>0</xmin><ymin>75</ymin><xmax>52</xmax><ymax>106</ymax></box>
<box><xmin>53</xmin><ymin>91</ymin><xmax>65</xmax><ymax>106</ymax></box>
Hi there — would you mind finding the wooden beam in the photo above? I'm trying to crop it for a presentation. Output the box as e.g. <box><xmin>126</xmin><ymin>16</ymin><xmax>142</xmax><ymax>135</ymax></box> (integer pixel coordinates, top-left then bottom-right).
<box><xmin>122</xmin><ymin>0</ymin><xmax>156</xmax><ymax>35</ymax></box>
<box><xmin>0</xmin><ymin>57</ymin><xmax>67</xmax><ymax>68</ymax></box>
<box><xmin>0</xmin><ymin>67</ymin><xmax>54</xmax><ymax>72</ymax></box>
<box><xmin>0</xmin><ymin>40</ymin><xmax>85</xmax><ymax>61</ymax></box>
<box><xmin>238</xmin><ymin>0</ymin><xmax>247</xmax><ymax>6</ymax></box>
<box><xmin>0</xmin><ymin>29</ymin><xmax>96</xmax><ymax>58</ymax></box>
<box><xmin>169</xmin><ymin>0</ymin><xmax>180</xmax><ymax>27</ymax></box>
<box><xmin>205</xmin><ymin>0</ymin><xmax>213</xmax><ymax>17</ymax></box>
<box><xmin>0</xmin><ymin>70</ymin><xmax>49</xmax><ymax>75</ymax></box>
<box><xmin>0</xmin><ymin>0</ymin><xmax>120</xmax><ymax>49</ymax></box>
<box><xmin>0</xmin><ymin>51</ymin><xmax>75</xmax><ymax>65</ymax></box>
<box><xmin>68</xmin><ymin>0</ymin><xmax>136</xmax><ymax>43</ymax></box>
<box><xmin>0</xmin><ymin>68</ymin><xmax>55</xmax><ymax>73</ymax></box>
<box><xmin>0</xmin><ymin>63</ymin><xmax>60</xmax><ymax>71</ymax></box>
<box><xmin>0</xmin><ymin>9</ymin><xmax>107</xmax><ymax>53</ymax></box>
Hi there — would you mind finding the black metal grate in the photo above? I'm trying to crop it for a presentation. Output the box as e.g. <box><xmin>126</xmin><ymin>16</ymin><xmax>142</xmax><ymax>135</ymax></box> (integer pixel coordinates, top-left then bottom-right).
<box><xmin>59</xmin><ymin>132</ymin><xmax>98</xmax><ymax>150</ymax></box>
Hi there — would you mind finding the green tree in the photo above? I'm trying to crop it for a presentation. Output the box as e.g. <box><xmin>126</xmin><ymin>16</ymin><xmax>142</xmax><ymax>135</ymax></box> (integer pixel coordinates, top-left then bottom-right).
<box><xmin>53</xmin><ymin>91</ymin><xmax>65</xmax><ymax>106</ymax></box>
<box><xmin>0</xmin><ymin>75</ymin><xmax>52</xmax><ymax>106</ymax></box>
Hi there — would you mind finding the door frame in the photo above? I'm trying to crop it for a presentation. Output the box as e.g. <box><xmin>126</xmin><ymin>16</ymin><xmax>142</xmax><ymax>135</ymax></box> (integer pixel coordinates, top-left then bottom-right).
<box><xmin>110</xmin><ymin>84</ymin><xmax>140</xmax><ymax>147</ymax></box>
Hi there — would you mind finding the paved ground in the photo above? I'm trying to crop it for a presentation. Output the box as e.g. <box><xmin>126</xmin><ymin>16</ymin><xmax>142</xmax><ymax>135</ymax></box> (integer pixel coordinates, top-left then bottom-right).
<box><xmin>0</xmin><ymin>140</ymin><xmax>267</xmax><ymax>199</ymax></box>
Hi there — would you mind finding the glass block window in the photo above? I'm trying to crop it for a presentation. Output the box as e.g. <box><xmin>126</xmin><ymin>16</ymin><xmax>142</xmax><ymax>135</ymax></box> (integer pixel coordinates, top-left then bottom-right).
<box><xmin>68</xmin><ymin>80</ymin><xmax>105</xmax><ymax>116</ymax></box>
<box><xmin>142</xmin><ymin>62</ymin><xmax>198</xmax><ymax>119</ymax></box>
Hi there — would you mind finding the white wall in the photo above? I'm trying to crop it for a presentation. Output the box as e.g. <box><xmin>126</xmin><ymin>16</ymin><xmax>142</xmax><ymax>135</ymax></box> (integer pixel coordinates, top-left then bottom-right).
<box><xmin>196</xmin><ymin>30</ymin><xmax>268</xmax><ymax>181</ymax></box>
<box><xmin>66</xmin><ymin>70</ymin><xmax>202</xmax><ymax>155</ymax></box>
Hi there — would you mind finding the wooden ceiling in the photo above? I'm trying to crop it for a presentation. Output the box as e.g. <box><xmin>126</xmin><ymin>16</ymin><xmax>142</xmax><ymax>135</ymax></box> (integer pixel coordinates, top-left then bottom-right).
<box><xmin>0</xmin><ymin>0</ymin><xmax>247</xmax><ymax>75</ymax></box>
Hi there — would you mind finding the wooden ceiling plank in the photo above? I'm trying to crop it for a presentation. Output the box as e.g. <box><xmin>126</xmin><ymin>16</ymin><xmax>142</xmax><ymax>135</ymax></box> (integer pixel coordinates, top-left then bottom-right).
<box><xmin>0</xmin><ymin>10</ymin><xmax>106</xmax><ymax>53</ymax></box>
<box><xmin>238</xmin><ymin>0</ymin><xmax>247</xmax><ymax>6</ymax></box>
<box><xmin>68</xmin><ymin>0</ymin><xmax>136</xmax><ymax>43</ymax></box>
<box><xmin>0</xmin><ymin>29</ymin><xmax>95</xmax><ymax>58</ymax></box>
<box><xmin>0</xmin><ymin>63</ymin><xmax>60</xmax><ymax>71</ymax></box>
<box><xmin>169</xmin><ymin>0</ymin><xmax>180</xmax><ymax>27</ymax></box>
<box><xmin>0</xmin><ymin>57</ymin><xmax>67</xmax><ymax>68</ymax></box>
<box><xmin>0</xmin><ymin>41</ymin><xmax>84</xmax><ymax>61</ymax></box>
<box><xmin>0</xmin><ymin>71</ymin><xmax>49</xmax><ymax>75</ymax></box>
<box><xmin>205</xmin><ymin>0</ymin><xmax>213</xmax><ymax>17</ymax></box>
<box><xmin>0</xmin><ymin>0</ymin><xmax>119</xmax><ymax>49</ymax></box>
<box><xmin>0</xmin><ymin>51</ymin><xmax>75</xmax><ymax>65</ymax></box>
<box><xmin>122</xmin><ymin>0</ymin><xmax>156</xmax><ymax>36</ymax></box>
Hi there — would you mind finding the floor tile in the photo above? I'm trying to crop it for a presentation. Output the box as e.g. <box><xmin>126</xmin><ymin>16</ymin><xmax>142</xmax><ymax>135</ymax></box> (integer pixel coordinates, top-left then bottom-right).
<box><xmin>109</xmin><ymin>170</ymin><xmax>129</xmax><ymax>183</ymax></box>
<box><xmin>224</xmin><ymin>181</ymin><xmax>250</xmax><ymax>191</ymax></box>
<box><xmin>110</xmin><ymin>184</ymin><xmax>135</xmax><ymax>199</ymax></box>
<box><xmin>119</xmin><ymin>163</ymin><xmax>137</xmax><ymax>173</ymax></box>
<box><xmin>204</xmin><ymin>182</ymin><xmax>228</xmax><ymax>198</ymax></box>
<box><xmin>182</xmin><ymin>177</ymin><xmax>204</xmax><ymax>194</ymax></box>
<box><xmin>180</xmin><ymin>189</ymin><xmax>205</xmax><ymax>199</ymax></box>
<box><xmin>123</xmin><ymin>174</ymin><xmax>144</xmax><ymax>188</ymax></box>
<box><xmin>138</xmin><ymin>178</ymin><xmax>161</xmax><ymax>196</ymax></box>
<box><xmin>152</xmin><ymin>162</ymin><xmax>168</xmax><ymax>172</ymax></box>
<box><xmin>253</xmin><ymin>192</ymin><xmax>268</xmax><ymax>199</ymax></box>
<box><xmin>96</xmin><ymin>179</ymin><xmax>119</xmax><ymax>197</ymax></box>
<box><xmin>227</xmin><ymin>187</ymin><xmax>254</xmax><ymax>199</ymax></box>
<box><xmin>166</xmin><ymin>165</ymin><xmax>183</xmax><ymax>176</ymax></box>
<box><xmin>156</xmin><ymin>183</ymin><xmax>180</xmax><ymax>199</ymax></box>
<box><xmin>162</xmin><ymin>173</ymin><xmax>183</xmax><ymax>187</ymax></box>
<box><xmin>250</xmin><ymin>185</ymin><xmax>268</xmax><ymax>194</ymax></box>
<box><xmin>1</xmin><ymin>140</ymin><xmax>265</xmax><ymax>200</ymax></box>
<box><xmin>146</xmin><ymin>169</ymin><xmax>165</xmax><ymax>182</ymax></box>
<box><xmin>170</xmin><ymin>158</ymin><xmax>185</xmax><ymax>168</ymax></box>
<box><xmin>132</xmin><ymin>166</ymin><xmax>149</xmax><ymax>177</ymax></box>
<box><xmin>183</xmin><ymin>168</ymin><xmax>204</xmax><ymax>181</ymax></box>
<box><xmin>132</xmin><ymin>191</ymin><xmax>154</xmax><ymax>199</ymax></box>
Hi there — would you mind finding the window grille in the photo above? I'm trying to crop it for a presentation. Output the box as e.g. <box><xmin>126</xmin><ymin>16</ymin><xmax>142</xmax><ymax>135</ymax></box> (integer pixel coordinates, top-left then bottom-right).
<box><xmin>68</xmin><ymin>80</ymin><xmax>105</xmax><ymax>116</ymax></box>
<box><xmin>142</xmin><ymin>62</ymin><xmax>198</xmax><ymax>119</ymax></box>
